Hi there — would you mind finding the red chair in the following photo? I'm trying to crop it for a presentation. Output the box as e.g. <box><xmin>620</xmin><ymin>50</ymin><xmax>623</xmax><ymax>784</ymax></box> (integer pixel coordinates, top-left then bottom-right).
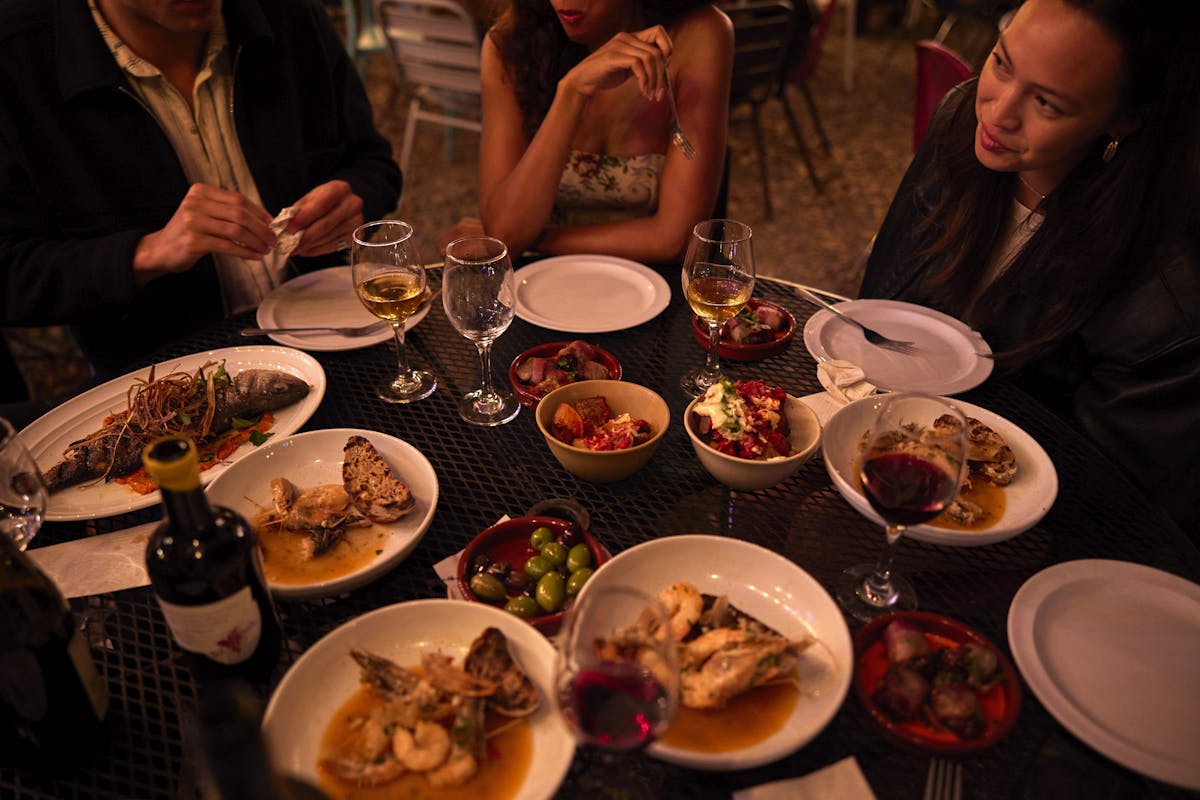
<box><xmin>913</xmin><ymin>39</ymin><xmax>973</xmax><ymax>152</ymax></box>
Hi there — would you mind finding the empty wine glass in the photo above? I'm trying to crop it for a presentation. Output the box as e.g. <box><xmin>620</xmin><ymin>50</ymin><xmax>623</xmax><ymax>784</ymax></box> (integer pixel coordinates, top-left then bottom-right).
<box><xmin>556</xmin><ymin>584</ymin><xmax>679</xmax><ymax>752</ymax></box>
<box><xmin>442</xmin><ymin>236</ymin><xmax>521</xmax><ymax>426</ymax></box>
<box><xmin>837</xmin><ymin>394</ymin><xmax>968</xmax><ymax>621</ymax></box>
<box><xmin>0</xmin><ymin>417</ymin><xmax>48</xmax><ymax>551</ymax></box>
<box><xmin>680</xmin><ymin>219</ymin><xmax>755</xmax><ymax>396</ymax></box>
<box><xmin>351</xmin><ymin>220</ymin><xmax>436</xmax><ymax>403</ymax></box>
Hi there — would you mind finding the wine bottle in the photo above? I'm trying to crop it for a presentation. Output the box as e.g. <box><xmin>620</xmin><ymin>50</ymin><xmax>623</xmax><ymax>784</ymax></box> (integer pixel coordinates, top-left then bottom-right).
<box><xmin>0</xmin><ymin>532</ymin><xmax>108</xmax><ymax>762</ymax></box>
<box><xmin>143</xmin><ymin>437</ymin><xmax>281</xmax><ymax>683</ymax></box>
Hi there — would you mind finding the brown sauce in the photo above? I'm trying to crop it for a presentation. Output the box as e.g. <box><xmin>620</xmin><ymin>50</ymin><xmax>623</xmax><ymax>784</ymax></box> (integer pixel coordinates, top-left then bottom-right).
<box><xmin>657</xmin><ymin>681</ymin><xmax>799</xmax><ymax>752</ymax></box>
<box><xmin>317</xmin><ymin>685</ymin><xmax>533</xmax><ymax>800</ymax></box>
<box><xmin>853</xmin><ymin>456</ymin><xmax>1007</xmax><ymax>532</ymax></box>
<box><xmin>252</xmin><ymin>515</ymin><xmax>387</xmax><ymax>585</ymax></box>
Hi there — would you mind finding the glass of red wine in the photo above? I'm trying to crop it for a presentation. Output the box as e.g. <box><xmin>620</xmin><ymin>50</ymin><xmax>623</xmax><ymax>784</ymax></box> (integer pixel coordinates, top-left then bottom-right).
<box><xmin>836</xmin><ymin>393</ymin><xmax>968</xmax><ymax>622</ymax></box>
<box><xmin>555</xmin><ymin>584</ymin><xmax>679</xmax><ymax>754</ymax></box>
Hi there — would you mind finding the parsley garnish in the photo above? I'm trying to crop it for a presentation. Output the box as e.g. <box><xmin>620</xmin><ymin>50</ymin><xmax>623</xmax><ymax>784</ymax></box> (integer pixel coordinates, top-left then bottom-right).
<box><xmin>248</xmin><ymin>430</ymin><xmax>273</xmax><ymax>446</ymax></box>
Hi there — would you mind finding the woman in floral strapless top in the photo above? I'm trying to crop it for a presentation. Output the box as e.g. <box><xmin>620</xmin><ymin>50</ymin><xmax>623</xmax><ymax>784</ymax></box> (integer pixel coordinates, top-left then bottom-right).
<box><xmin>465</xmin><ymin>0</ymin><xmax>732</xmax><ymax>263</ymax></box>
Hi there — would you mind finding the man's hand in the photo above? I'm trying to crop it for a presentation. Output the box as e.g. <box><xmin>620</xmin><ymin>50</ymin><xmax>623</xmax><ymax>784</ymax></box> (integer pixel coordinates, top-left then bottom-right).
<box><xmin>132</xmin><ymin>184</ymin><xmax>274</xmax><ymax>285</ymax></box>
<box><xmin>288</xmin><ymin>180</ymin><xmax>365</xmax><ymax>257</ymax></box>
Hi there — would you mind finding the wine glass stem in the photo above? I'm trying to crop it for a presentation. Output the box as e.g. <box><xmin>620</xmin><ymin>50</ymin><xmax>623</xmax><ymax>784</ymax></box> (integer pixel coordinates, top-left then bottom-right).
<box><xmin>391</xmin><ymin>322</ymin><xmax>410</xmax><ymax>377</ymax></box>
<box><xmin>704</xmin><ymin>320</ymin><xmax>722</xmax><ymax>376</ymax></box>
<box><xmin>863</xmin><ymin>524</ymin><xmax>905</xmax><ymax>604</ymax></box>
<box><xmin>475</xmin><ymin>340</ymin><xmax>495</xmax><ymax>398</ymax></box>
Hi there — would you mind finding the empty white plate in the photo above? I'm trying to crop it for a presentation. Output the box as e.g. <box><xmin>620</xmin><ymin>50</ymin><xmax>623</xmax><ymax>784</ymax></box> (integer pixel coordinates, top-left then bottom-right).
<box><xmin>514</xmin><ymin>255</ymin><xmax>670</xmax><ymax>333</ymax></box>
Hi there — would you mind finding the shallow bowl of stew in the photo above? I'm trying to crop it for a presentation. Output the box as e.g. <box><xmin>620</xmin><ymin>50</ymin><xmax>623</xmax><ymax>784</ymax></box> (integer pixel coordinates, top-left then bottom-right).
<box><xmin>509</xmin><ymin>341</ymin><xmax>622</xmax><ymax>408</ymax></box>
<box><xmin>534</xmin><ymin>380</ymin><xmax>669</xmax><ymax>483</ymax></box>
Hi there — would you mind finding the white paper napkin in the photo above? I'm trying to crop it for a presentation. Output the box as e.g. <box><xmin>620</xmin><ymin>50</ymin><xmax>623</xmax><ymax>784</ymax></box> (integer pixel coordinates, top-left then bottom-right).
<box><xmin>732</xmin><ymin>757</ymin><xmax>877</xmax><ymax>800</ymax></box>
<box><xmin>817</xmin><ymin>359</ymin><xmax>879</xmax><ymax>405</ymax></box>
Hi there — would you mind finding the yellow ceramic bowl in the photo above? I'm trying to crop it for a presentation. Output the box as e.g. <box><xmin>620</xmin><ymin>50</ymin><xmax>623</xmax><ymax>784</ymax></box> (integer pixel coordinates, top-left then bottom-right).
<box><xmin>535</xmin><ymin>380</ymin><xmax>669</xmax><ymax>483</ymax></box>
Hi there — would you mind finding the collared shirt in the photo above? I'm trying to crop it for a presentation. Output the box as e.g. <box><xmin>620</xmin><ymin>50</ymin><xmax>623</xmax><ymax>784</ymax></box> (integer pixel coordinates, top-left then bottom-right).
<box><xmin>89</xmin><ymin>0</ymin><xmax>287</xmax><ymax>314</ymax></box>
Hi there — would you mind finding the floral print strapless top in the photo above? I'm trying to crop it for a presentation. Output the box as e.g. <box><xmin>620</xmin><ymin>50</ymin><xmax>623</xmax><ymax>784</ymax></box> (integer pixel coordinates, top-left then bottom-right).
<box><xmin>553</xmin><ymin>150</ymin><xmax>666</xmax><ymax>226</ymax></box>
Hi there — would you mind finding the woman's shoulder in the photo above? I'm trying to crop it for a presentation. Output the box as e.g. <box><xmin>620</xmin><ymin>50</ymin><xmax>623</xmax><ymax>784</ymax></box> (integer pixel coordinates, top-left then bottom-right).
<box><xmin>670</xmin><ymin>4</ymin><xmax>734</xmax><ymax>57</ymax></box>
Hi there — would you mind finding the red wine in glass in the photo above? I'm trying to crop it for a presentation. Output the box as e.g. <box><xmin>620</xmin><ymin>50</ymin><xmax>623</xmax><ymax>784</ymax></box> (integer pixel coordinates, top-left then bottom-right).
<box><xmin>861</xmin><ymin>452</ymin><xmax>958</xmax><ymax>526</ymax></box>
<box><xmin>562</xmin><ymin>661</ymin><xmax>671</xmax><ymax>751</ymax></box>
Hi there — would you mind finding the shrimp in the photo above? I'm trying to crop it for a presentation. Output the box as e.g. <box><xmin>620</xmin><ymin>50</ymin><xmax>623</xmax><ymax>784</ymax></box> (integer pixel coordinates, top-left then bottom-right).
<box><xmin>425</xmin><ymin>745</ymin><xmax>479</xmax><ymax>788</ymax></box>
<box><xmin>392</xmin><ymin>720</ymin><xmax>451</xmax><ymax>772</ymax></box>
<box><xmin>657</xmin><ymin>582</ymin><xmax>703</xmax><ymax>641</ymax></box>
<box><xmin>320</xmin><ymin>755</ymin><xmax>405</xmax><ymax>787</ymax></box>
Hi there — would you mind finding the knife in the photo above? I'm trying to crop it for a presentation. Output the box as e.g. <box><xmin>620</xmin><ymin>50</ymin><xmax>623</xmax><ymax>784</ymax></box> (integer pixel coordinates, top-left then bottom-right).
<box><xmin>29</xmin><ymin>523</ymin><xmax>155</xmax><ymax>598</ymax></box>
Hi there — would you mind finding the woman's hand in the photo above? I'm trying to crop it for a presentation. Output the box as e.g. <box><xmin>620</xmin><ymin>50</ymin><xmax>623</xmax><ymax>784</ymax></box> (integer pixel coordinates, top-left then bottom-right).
<box><xmin>560</xmin><ymin>26</ymin><xmax>673</xmax><ymax>102</ymax></box>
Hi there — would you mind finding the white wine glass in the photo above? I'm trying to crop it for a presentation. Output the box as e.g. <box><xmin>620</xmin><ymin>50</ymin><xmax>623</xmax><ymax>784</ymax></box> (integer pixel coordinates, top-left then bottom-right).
<box><xmin>680</xmin><ymin>219</ymin><xmax>755</xmax><ymax>396</ymax></box>
<box><xmin>556</xmin><ymin>584</ymin><xmax>679</xmax><ymax>753</ymax></box>
<box><xmin>351</xmin><ymin>220</ymin><xmax>436</xmax><ymax>403</ymax></box>
<box><xmin>0</xmin><ymin>417</ymin><xmax>48</xmax><ymax>551</ymax></box>
<box><xmin>836</xmin><ymin>394</ymin><xmax>968</xmax><ymax>621</ymax></box>
<box><xmin>442</xmin><ymin>236</ymin><xmax>520</xmax><ymax>426</ymax></box>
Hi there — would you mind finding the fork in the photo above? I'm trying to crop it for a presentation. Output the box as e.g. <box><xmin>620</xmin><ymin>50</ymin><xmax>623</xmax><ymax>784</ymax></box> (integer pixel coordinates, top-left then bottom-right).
<box><xmin>663</xmin><ymin>63</ymin><xmax>696</xmax><ymax>160</ymax></box>
<box><xmin>239</xmin><ymin>321</ymin><xmax>390</xmax><ymax>337</ymax></box>
<box><xmin>794</xmin><ymin>286</ymin><xmax>919</xmax><ymax>355</ymax></box>
<box><xmin>923</xmin><ymin>758</ymin><xmax>963</xmax><ymax>800</ymax></box>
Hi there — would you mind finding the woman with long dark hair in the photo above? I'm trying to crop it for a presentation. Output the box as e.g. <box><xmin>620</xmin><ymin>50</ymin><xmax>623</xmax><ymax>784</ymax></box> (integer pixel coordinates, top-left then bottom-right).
<box><xmin>859</xmin><ymin>0</ymin><xmax>1199</xmax><ymax>529</ymax></box>
<box><xmin>467</xmin><ymin>0</ymin><xmax>732</xmax><ymax>262</ymax></box>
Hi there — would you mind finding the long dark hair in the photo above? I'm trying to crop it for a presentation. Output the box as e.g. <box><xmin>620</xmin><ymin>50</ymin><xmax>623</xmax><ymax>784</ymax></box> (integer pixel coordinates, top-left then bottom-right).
<box><xmin>490</xmin><ymin>0</ymin><xmax>711</xmax><ymax>137</ymax></box>
<box><xmin>916</xmin><ymin>0</ymin><xmax>1200</xmax><ymax>367</ymax></box>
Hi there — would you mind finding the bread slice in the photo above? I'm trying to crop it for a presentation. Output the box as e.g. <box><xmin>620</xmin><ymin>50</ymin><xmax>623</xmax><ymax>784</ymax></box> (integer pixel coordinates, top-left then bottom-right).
<box><xmin>342</xmin><ymin>435</ymin><xmax>415</xmax><ymax>523</ymax></box>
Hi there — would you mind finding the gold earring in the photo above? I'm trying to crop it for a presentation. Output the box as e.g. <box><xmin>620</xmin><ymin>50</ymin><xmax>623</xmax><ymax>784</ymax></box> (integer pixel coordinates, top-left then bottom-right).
<box><xmin>1103</xmin><ymin>139</ymin><xmax>1120</xmax><ymax>163</ymax></box>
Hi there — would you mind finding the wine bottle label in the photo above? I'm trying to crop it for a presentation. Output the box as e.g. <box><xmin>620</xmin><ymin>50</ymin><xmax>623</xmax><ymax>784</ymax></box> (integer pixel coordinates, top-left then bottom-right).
<box><xmin>66</xmin><ymin>625</ymin><xmax>109</xmax><ymax>720</ymax></box>
<box><xmin>156</xmin><ymin>588</ymin><xmax>263</xmax><ymax>665</ymax></box>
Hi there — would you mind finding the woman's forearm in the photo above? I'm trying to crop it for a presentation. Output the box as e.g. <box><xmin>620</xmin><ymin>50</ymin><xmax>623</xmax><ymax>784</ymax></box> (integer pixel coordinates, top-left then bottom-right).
<box><xmin>535</xmin><ymin>212</ymin><xmax>694</xmax><ymax>264</ymax></box>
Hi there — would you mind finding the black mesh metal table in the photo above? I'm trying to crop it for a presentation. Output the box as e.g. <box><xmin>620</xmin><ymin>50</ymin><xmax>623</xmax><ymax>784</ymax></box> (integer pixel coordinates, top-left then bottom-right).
<box><xmin>9</xmin><ymin>275</ymin><xmax>1199</xmax><ymax>799</ymax></box>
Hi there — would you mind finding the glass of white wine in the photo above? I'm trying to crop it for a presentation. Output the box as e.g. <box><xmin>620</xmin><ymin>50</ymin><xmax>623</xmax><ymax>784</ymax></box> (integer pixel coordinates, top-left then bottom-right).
<box><xmin>680</xmin><ymin>219</ymin><xmax>755</xmax><ymax>396</ymax></box>
<box><xmin>442</xmin><ymin>236</ymin><xmax>521</xmax><ymax>426</ymax></box>
<box><xmin>351</xmin><ymin>220</ymin><xmax>436</xmax><ymax>403</ymax></box>
<box><xmin>0</xmin><ymin>417</ymin><xmax>48</xmax><ymax>551</ymax></box>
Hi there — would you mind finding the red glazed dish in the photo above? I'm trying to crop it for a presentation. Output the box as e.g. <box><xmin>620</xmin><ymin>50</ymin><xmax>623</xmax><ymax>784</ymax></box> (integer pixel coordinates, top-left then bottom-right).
<box><xmin>691</xmin><ymin>298</ymin><xmax>796</xmax><ymax>361</ymax></box>
<box><xmin>509</xmin><ymin>341</ymin><xmax>623</xmax><ymax>408</ymax></box>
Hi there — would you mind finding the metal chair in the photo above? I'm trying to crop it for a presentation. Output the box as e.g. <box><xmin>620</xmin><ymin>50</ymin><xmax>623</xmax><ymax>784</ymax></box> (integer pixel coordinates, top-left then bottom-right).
<box><xmin>782</xmin><ymin>0</ymin><xmax>837</xmax><ymax>155</ymax></box>
<box><xmin>377</xmin><ymin>0</ymin><xmax>483</xmax><ymax>179</ymax></box>
<box><xmin>913</xmin><ymin>39</ymin><xmax>972</xmax><ymax>151</ymax></box>
<box><xmin>726</xmin><ymin>0</ymin><xmax>821</xmax><ymax>220</ymax></box>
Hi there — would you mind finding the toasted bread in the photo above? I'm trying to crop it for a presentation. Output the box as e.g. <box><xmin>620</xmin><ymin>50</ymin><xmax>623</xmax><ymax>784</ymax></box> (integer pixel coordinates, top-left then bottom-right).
<box><xmin>342</xmin><ymin>435</ymin><xmax>414</xmax><ymax>523</ymax></box>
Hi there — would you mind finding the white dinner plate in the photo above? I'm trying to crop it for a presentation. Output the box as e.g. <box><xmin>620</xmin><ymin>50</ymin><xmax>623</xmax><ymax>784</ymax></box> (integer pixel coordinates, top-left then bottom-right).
<box><xmin>576</xmin><ymin>535</ymin><xmax>852</xmax><ymax>770</ymax></box>
<box><xmin>255</xmin><ymin>266</ymin><xmax>430</xmax><ymax>351</ymax></box>
<box><xmin>263</xmin><ymin>599</ymin><xmax>574</xmax><ymax>799</ymax></box>
<box><xmin>204</xmin><ymin>429</ymin><xmax>437</xmax><ymax>599</ymax></box>
<box><xmin>821</xmin><ymin>395</ymin><xmax>1057</xmax><ymax>546</ymax></box>
<box><xmin>26</xmin><ymin>346</ymin><xmax>326</xmax><ymax>522</ymax></box>
<box><xmin>513</xmin><ymin>255</ymin><xmax>671</xmax><ymax>333</ymax></box>
<box><xmin>803</xmin><ymin>299</ymin><xmax>993</xmax><ymax>394</ymax></box>
<box><xmin>1008</xmin><ymin>560</ymin><xmax>1200</xmax><ymax>790</ymax></box>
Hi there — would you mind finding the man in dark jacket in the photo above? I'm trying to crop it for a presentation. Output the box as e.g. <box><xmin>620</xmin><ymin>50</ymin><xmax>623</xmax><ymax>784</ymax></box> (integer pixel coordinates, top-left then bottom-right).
<box><xmin>0</xmin><ymin>0</ymin><xmax>401</xmax><ymax>373</ymax></box>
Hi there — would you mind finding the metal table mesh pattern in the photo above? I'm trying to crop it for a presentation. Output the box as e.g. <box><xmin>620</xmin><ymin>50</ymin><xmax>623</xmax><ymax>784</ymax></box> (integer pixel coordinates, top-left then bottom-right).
<box><xmin>9</xmin><ymin>276</ymin><xmax>1199</xmax><ymax>799</ymax></box>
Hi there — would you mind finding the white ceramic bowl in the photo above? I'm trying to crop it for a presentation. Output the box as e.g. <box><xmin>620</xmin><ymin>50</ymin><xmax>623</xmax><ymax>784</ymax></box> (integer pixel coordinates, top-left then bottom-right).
<box><xmin>205</xmin><ymin>428</ymin><xmax>437</xmax><ymax>598</ymax></box>
<box><xmin>575</xmin><ymin>534</ymin><xmax>853</xmax><ymax>770</ymax></box>
<box><xmin>684</xmin><ymin>394</ymin><xmax>822</xmax><ymax>491</ymax></box>
<box><xmin>262</xmin><ymin>599</ymin><xmax>573</xmax><ymax>800</ymax></box>
<box><xmin>821</xmin><ymin>395</ymin><xmax>1058</xmax><ymax>546</ymax></box>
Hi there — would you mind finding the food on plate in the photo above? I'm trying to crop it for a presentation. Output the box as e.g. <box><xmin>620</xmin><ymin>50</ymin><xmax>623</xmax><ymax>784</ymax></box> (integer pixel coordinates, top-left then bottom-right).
<box><xmin>719</xmin><ymin>300</ymin><xmax>789</xmax><ymax>345</ymax></box>
<box><xmin>858</xmin><ymin>415</ymin><xmax>1017</xmax><ymax>530</ymax></box>
<box><xmin>467</xmin><ymin>524</ymin><xmax>595</xmax><ymax>617</ymax></box>
<box><xmin>868</xmin><ymin>619</ymin><xmax>1004</xmax><ymax>740</ymax></box>
<box><xmin>690</xmin><ymin>379</ymin><xmax>794</xmax><ymax>460</ymax></box>
<box><xmin>43</xmin><ymin>361</ymin><xmax>310</xmax><ymax>493</ymax></box>
<box><xmin>317</xmin><ymin>627</ymin><xmax>539</xmax><ymax>796</ymax></box>
<box><xmin>512</xmin><ymin>340</ymin><xmax>613</xmax><ymax>399</ymax></box>
<box><xmin>551</xmin><ymin>396</ymin><xmax>652</xmax><ymax>451</ymax></box>
<box><xmin>250</xmin><ymin>436</ymin><xmax>414</xmax><ymax>584</ymax></box>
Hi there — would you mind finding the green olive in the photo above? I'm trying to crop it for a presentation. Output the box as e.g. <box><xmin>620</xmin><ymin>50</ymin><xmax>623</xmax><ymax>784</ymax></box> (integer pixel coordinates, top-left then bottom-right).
<box><xmin>505</xmin><ymin>596</ymin><xmax>540</xmax><ymax>618</ymax></box>
<box><xmin>566</xmin><ymin>543</ymin><xmax>592</xmax><ymax>572</ymax></box>
<box><xmin>540</xmin><ymin>541</ymin><xmax>568</xmax><ymax>567</ymax></box>
<box><xmin>565</xmin><ymin>567</ymin><xmax>593</xmax><ymax>597</ymax></box>
<box><xmin>469</xmin><ymin>572</ymin><xmax>507</xmax><ymax>602</ymax></box>
<box><xmin>529</xmin><ymin>526</ymin><xmax>553</xmax><ymax>550</ymax></box>
<box><xmin>536</xmin><ymin>572</ymin><xmax>566</xmax><ymax>613</ymax></box>
<box><xmin>523</xmin><ymin>555</ymin><xmax>552</xmax><ymax>579</ymax></box>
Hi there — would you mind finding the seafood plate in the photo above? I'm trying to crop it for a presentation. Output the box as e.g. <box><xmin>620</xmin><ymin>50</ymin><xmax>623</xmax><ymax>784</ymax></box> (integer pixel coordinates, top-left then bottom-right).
<box><xmin>205</xmin><ymin>429</ymin><xmax>437</xmax><ymax>599</ymax></box>
<box><xmin>263</xmin><ymin>600</ymin><xmax>573</xmax><ymax>800</ymax></box>
<box><xmin>24</xmin><ymin>346</ymin><xmax>325</xmax><ymax>522</ymax></box>
<box><xmin>575</xmin><ymin>535</ymin><xmax>852</xmax><ymax>770</ymax></box>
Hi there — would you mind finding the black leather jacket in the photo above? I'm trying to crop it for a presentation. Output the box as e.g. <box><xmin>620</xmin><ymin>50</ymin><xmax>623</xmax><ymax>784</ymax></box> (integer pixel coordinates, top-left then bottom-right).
<box><xmin>859</xmin><ymin>89</ymin><xmax>1200</xmax><ymax>529</ymax></box>
<box><xmin>0</xmin><ymin>0</ymin><xmax>401</xmax><ymax>372</ymax></box>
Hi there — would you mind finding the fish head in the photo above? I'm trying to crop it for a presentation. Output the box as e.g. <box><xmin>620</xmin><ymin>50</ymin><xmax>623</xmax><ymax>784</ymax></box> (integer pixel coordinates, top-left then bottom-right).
<box><xmin>234</xmin><ymin>369</ymin><xmax>312</xmax><ymax>409</ymax></box>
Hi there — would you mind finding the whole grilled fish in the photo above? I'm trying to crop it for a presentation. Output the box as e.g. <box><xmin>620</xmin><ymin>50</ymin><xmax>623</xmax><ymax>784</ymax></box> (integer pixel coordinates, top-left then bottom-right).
<box><xmin>44</xmin><ymin>369</ymin><xmax>311</xmax><ymax>492</ymax></box>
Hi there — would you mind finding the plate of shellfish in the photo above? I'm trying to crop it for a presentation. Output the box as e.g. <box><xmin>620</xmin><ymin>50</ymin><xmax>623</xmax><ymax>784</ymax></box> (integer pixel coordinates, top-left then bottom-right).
<box><xmin>822</xmin><ymin>395</ymin><xmax>1058</xmax><ymax>546</ymax></box>
<box><xmin>574</xmin><ymin>535</ymin><xmax>853</xmax><ymax>770</ymax></box>
<box><xmin>263</xmin><ymin>599</ymin><xmax>573</xmax><ymax>800</ymax></box>
<box><xmin>205</xmin><ymin>428</ymin><xmax>437</xmax><ymax>599</ymax></box>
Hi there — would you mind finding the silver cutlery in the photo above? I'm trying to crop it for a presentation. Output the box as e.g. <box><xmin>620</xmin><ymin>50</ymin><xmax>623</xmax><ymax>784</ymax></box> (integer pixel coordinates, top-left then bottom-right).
<box><xmin>794</xmin><ymin>286</ymin><xmax>919</xmax><ymax>355</ymax></box>
<box><xmin>240</xmin><ymin>321</ymin><xmax>390</xmax><ymax>338</ymax></box>
<box><xmin>923</xmin><ymin>758</ymin><xmax>963</xmax><ymax>800</ymax></box>
<box><xmin>664</xmin><ymin>63</ymin><xmax>696</xmax><ymax>160</ymax></box>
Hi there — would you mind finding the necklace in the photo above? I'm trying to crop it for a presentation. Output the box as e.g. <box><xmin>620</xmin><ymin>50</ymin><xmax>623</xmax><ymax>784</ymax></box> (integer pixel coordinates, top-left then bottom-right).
<box><xmin>1017</xmin><ymin>173</ymin><xmax>1048</xmax><ymax>207</ymax></box>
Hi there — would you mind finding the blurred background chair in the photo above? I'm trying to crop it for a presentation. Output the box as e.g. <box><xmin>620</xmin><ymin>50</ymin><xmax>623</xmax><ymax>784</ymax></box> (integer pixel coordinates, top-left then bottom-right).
<box><xmin>912</xmin><ymin>39</ymin><xmax>972</xmax><ymax>151</ymax></box>
<box><xmin>340</xmin><ymin>0</ymin><xmax>388</xmax><ymax>76</ymax></box>
<box><xmin>781</xmin><ymin>0</ymin><xmax>837</xmax><ymax>156</ymax></box>
<box><xmin>725</xmin><ymin>0</ymin><xmax>822</xmax><ymax>220</ymax></box>
<box><xmin>377</xmin><ymin>0</ymin><xmax>483</xmax><ymax>183</ymax></box>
